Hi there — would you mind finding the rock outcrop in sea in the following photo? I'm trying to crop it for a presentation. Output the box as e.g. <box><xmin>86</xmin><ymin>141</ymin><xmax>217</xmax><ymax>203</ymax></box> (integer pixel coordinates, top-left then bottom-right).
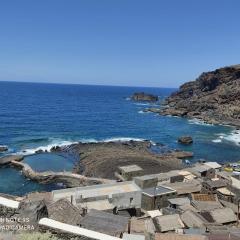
<box><xmin>131</xmin><ymin>92</ymin><xmax>158</xmax><ymax>102</ymax></box>
<box><xmin>0</xmin><ymin>155</ymin><xmax>24</xmax><ymax>165</ymax></box>
<box><xmin>0</xmin><ymin>145</ymin><xmax>8</xmax><ymax>152</ymax></box>
<box><xmin>147</xmin><ymin>65</ymin><xmax>240</xmax><ymax>126</ymax></box>
<box><xmin>178</xmin><ymin>136</ymin><xmax>193</xmax><ymax>145</ymax></box>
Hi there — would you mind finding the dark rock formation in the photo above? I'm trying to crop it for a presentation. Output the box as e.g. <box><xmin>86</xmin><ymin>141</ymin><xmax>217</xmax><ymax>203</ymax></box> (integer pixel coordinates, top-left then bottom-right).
<box><xmin>55</xmin><ymin>141</ymin><xmax>192</xmax><ymax>179</ymax></box>
<box><xmin>178</xmin><ymin>136</ymin><xmax>193</xmax><ymax>145</ymax></box>
<box><xmin>0</xmin><ymin>145</ymin><xmax>8</xmax><ymax>152</ymax></box>
<box><xmin>47</xmin><ymin>199</ymin><xmax>83</xmax><ymax>225</ymax></box>
<box><xmin>148</xmin><ymin>65</ymin><xmax>240</xmax><ymax>126</ymax></box>
<box><xmin>10</xmin><ymin>160</ymin><xmax>114</xmax><ymax>188</ymax></box>
<box><xmin>16</xmin><ymin>199</ymin><xmax>48</xmax><ymax>228</ymax></box>
<box><xmin>0</xmin><ymin>155</ymin><xmax>24</xmax><ymax>166</ymax></box>
<box><xmin>131</xmin><ymin>92</ymin><xmax>158</xmax><ymax>102</ymax></box>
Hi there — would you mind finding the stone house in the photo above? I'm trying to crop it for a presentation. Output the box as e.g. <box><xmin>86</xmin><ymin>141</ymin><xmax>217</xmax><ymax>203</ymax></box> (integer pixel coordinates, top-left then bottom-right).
<box><xmin>141</xmin><ymin>186</ymin><xmax>176</xmax><ymax>210</ymax></box>
<box><xmin>116</xmin><ymin>165</ymin><xmax>144</xmax><ymax>181</ymax></box>
<box><xmin>52</xmin><ymin>181</ymin><xmax>142</xmax><ymax>215</ymax></box>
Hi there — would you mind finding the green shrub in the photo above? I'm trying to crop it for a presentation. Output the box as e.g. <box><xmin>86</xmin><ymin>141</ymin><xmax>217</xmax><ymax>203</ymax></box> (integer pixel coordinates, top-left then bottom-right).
<box><xmin>17</xmin><ymin>232</ymin><xmax>60</xmax><ymax>240</ymax></box>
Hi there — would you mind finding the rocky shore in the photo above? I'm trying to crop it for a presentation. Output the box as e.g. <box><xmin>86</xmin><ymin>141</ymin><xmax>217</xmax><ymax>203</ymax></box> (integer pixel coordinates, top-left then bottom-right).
<box><xmin>146</xmin><ymin>65</ymin><xmax>240</xmax><ymax>127</ymax></box>
<box><xmin>10</xmin><ymin>160</ymin><xmax>114</xmax><ymax>188</ymax></box>
<box><xmin>0</xmin><ymin>155</ymin><xmax>24</xmax><ymax>166</ymax></box>
<box><xmin>0</xmin><ymin>140</ymin><xmax>192</xmax><ymax>187</ymax></box>
<box><xmin>0</xmin><ymin>145</ymin><xmax>8</xmax><ymax>152</ymax></box>
<box><xmin>52</xmin><ymin>140</ymin><xmax>192</xmax><ymax>179</ymax></box>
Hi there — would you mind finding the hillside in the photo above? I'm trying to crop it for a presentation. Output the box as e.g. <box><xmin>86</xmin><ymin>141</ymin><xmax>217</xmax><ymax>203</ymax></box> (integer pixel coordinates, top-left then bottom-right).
<box><xmin>154</xmin><ymin>65</ymin><xmax>240</xmax><ymax>127</ymax></box>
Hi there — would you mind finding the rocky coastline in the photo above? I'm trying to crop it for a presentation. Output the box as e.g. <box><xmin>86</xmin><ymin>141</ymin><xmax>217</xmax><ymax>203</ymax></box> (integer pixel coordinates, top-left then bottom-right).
<box><xmin>52</xmin><ymin>140</ymin><xmax>192</xmax><ymax>179</ymax></box>
<box><xmin>146</xmin><ymin>65</ymin><xmax>240</xmax><ymax>127</ymax></box>
<box><xmin>10</xmin><ymin>160</ymin><xmax>114</xmax><ymax>187</ymax></box>
<box><xmin>0</xmin><ymin>140</ymin><xmax>192</xmax><ymax>190</ymax></box>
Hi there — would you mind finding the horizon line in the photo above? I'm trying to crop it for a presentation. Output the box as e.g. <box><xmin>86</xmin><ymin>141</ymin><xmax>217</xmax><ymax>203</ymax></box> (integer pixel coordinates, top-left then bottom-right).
<box><xmin>0</xmin><ymin>80</ymin><xmax>179</xmax><ymax>89</ymax></box>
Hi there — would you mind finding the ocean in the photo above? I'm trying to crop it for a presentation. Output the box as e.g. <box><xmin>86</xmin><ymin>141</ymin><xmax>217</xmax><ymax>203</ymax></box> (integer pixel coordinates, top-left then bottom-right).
<box><xmin>0</xmin><ymin>81</ymin><xmax>239</xmax><ymax>195</ymax></box>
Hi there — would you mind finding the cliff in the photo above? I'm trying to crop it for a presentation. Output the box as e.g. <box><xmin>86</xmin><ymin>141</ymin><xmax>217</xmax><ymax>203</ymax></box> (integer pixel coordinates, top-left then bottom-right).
<box><xmin>153</xmin><ymin>65</ymin><xmax>240</xmax><ymax>126</ymax></box>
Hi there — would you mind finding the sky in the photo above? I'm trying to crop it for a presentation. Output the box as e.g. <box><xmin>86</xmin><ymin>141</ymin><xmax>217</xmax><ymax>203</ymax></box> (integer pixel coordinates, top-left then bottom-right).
<box><xmin>0</xmin><ymin>0</ymin><xmax>240</xmax><ymax>88</ymax></box>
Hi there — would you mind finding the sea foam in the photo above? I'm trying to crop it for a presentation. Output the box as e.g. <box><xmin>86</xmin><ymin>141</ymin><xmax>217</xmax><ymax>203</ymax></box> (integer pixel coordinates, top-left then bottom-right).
<box><xmin>138</xmin><ymin>110</ymin><xmax>148</xmax><ymax>114</ymax></box>
<box><xmin>16</xmin><ymin>140</ymin><xmax>78</xmax><ymax>156</ymax></box>
<box><xmin>212</xmin><ymin>130</ymin><xmax>240</xmax><ymax>146</ymax></box>
<box><xmin>16</xmin><ymin>137</ymin><xmax>153</xmax><ymax>155</ymax></box>
<box><xmin>188</xmin><ymin>118</ymin><xmax>213</xmax><ymax>126</ymax></box>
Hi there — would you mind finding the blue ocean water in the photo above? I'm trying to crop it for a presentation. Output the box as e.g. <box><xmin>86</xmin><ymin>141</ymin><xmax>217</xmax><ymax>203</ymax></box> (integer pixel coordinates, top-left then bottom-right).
<box><xmin>0</xmin><ymin>81</ymin><xmax>239</xmax><ymax>195</ymax></box>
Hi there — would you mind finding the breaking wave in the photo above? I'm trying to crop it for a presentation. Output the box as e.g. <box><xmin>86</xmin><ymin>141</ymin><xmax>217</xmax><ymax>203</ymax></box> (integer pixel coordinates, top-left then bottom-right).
<box><xmin>212</xmin><ymin>130</ymin><xmax>240</xmax><ymax>146</ymax></box>
<box><xmin>138</xmin><ymin>110</ymin><xmax>149</xmax><ymax>114</ymax></box>
<box><xmin>188</xmin><ymin>118</ymin><xmax>213</xmax><ymax>126</ymax></box>
<box><xmin>16</xmin><ymin>140</ymin><xmax>78</xmax><ymax>155</ymax></box>
<box><xmin>15</xmin><ymin>137</ymin><xmax>155</xmax><ymax>155</ymax></box>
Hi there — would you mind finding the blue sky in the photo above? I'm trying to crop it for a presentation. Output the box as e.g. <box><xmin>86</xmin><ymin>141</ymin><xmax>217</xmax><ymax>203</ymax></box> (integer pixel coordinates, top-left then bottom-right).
<box><xmin>0</xmin><ymin>0</ymin><xmax>239</xmax><ymax>87</ymax></box>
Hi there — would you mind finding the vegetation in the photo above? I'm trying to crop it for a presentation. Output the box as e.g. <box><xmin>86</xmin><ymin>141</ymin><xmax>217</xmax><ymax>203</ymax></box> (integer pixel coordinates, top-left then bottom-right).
<box><xmin>17</xmin><ymin>232</ymin><xmax>60</xmax><ymax>240</ymax></box>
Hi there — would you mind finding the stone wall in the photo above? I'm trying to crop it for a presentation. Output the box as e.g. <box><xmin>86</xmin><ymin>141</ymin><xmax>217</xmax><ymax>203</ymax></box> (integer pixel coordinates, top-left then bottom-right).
<box><xmin>0</xmin><ymin>205</ymin><xmax>17</xmax><ymax>218</ymax></box>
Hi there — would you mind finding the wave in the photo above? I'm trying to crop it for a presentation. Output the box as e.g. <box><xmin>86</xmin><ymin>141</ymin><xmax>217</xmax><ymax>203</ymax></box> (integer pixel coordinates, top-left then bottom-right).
<box><xmin>188</xmin><ymin>118</ymin><xmax>213</xmax><ymax>126</ymax></box>
<box><xmin>80</xmin><ymin>137</ymin><xmax>156</xmax><ymax>145</ymax></box>
<box><xmin>78</xmin><ymin>137</ymin><xmax>153</xmax><ymax>144</ymax></box>
<box><xmin>212</xmin><ymin>130</ymin><xmax>240</xmax><ymax>146</ymax></box>
<box><xmin>134</xmin><ymin>103</ymin><xmax>151</xmax><ymax>106</ymax></box>
<box><xmin>138</xmin><ymin>110</ymin><xmax>148</xmax><ymax>114</ymax></box>
<box><xmin>134</xmin><ymin>102</ymin><xmax>160</xmax><ymax>107</ymax></box>
<box><xmin>102</xmin><ymin>137</ymin><xmax>157</xmax><ymax>146</ymax></box>
<box><xmin>102</xmin><ymin>137</ymin><xmax>146</xmax><ymax>142</ymax></box>
<box><xmin>17</xmin><ymin>137</ymin><xmax>50</xmax><ymax>144</ymax></box>
<box><xmin>15</xmin><ymin>137</ymin><xmax>155</xmax><ymax>155</ymax></box>
<box><xmin>16</xmin><ymin>140</ymin><xmax>78</xmax><ymax>156</ymax></box>
<box><xmin>166</xmin><ymin>115</ymin><xmax>180</xmax><ymax>118</ymax></box>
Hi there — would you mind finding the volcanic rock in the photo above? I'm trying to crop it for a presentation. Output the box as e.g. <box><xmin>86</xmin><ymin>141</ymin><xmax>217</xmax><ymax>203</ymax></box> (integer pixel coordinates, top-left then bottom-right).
<box><xmin>56</xmin><ymin>141</ymin><xmax>192</xmax><ymax>179</ymax></box>
<box><xmin>131</xmin><ymin>92</ymin><xmax>158</xmax><ymax>102</ymax></box>
<box><xmin>178</xmin><ymin>136</ymin><xmax>193</xmax><ymax>145</ymax></box>
<box><xmin>15</xmin><ymin>199</ymin><xmax>48</xmax><ymax>228</ymax></box>
<box><xmin>0</xmin><ymin>155</ymin><xmax>24</xmax><ymax>166</ymax></box>
<box><xmin>148</xmin><ymin>65</ymin><xmax>240</xmax><ymax>126</ymax></box>
<box><xmin>0</xmin><ymin>145</ymin><xmax>8</xmax><ymax>152</ymax></box>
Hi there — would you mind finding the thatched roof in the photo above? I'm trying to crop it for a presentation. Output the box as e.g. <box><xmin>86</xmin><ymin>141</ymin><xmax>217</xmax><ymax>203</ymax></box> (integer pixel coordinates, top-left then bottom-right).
<box><xmin>79</xmin><ymin>209</ymin><xmax>129</xmax><ymax>236</ymax></box>
<box><xmin>48</xmin><ymin>199</ymin><xmax>83</xmax><ymax>226</ymax></box>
